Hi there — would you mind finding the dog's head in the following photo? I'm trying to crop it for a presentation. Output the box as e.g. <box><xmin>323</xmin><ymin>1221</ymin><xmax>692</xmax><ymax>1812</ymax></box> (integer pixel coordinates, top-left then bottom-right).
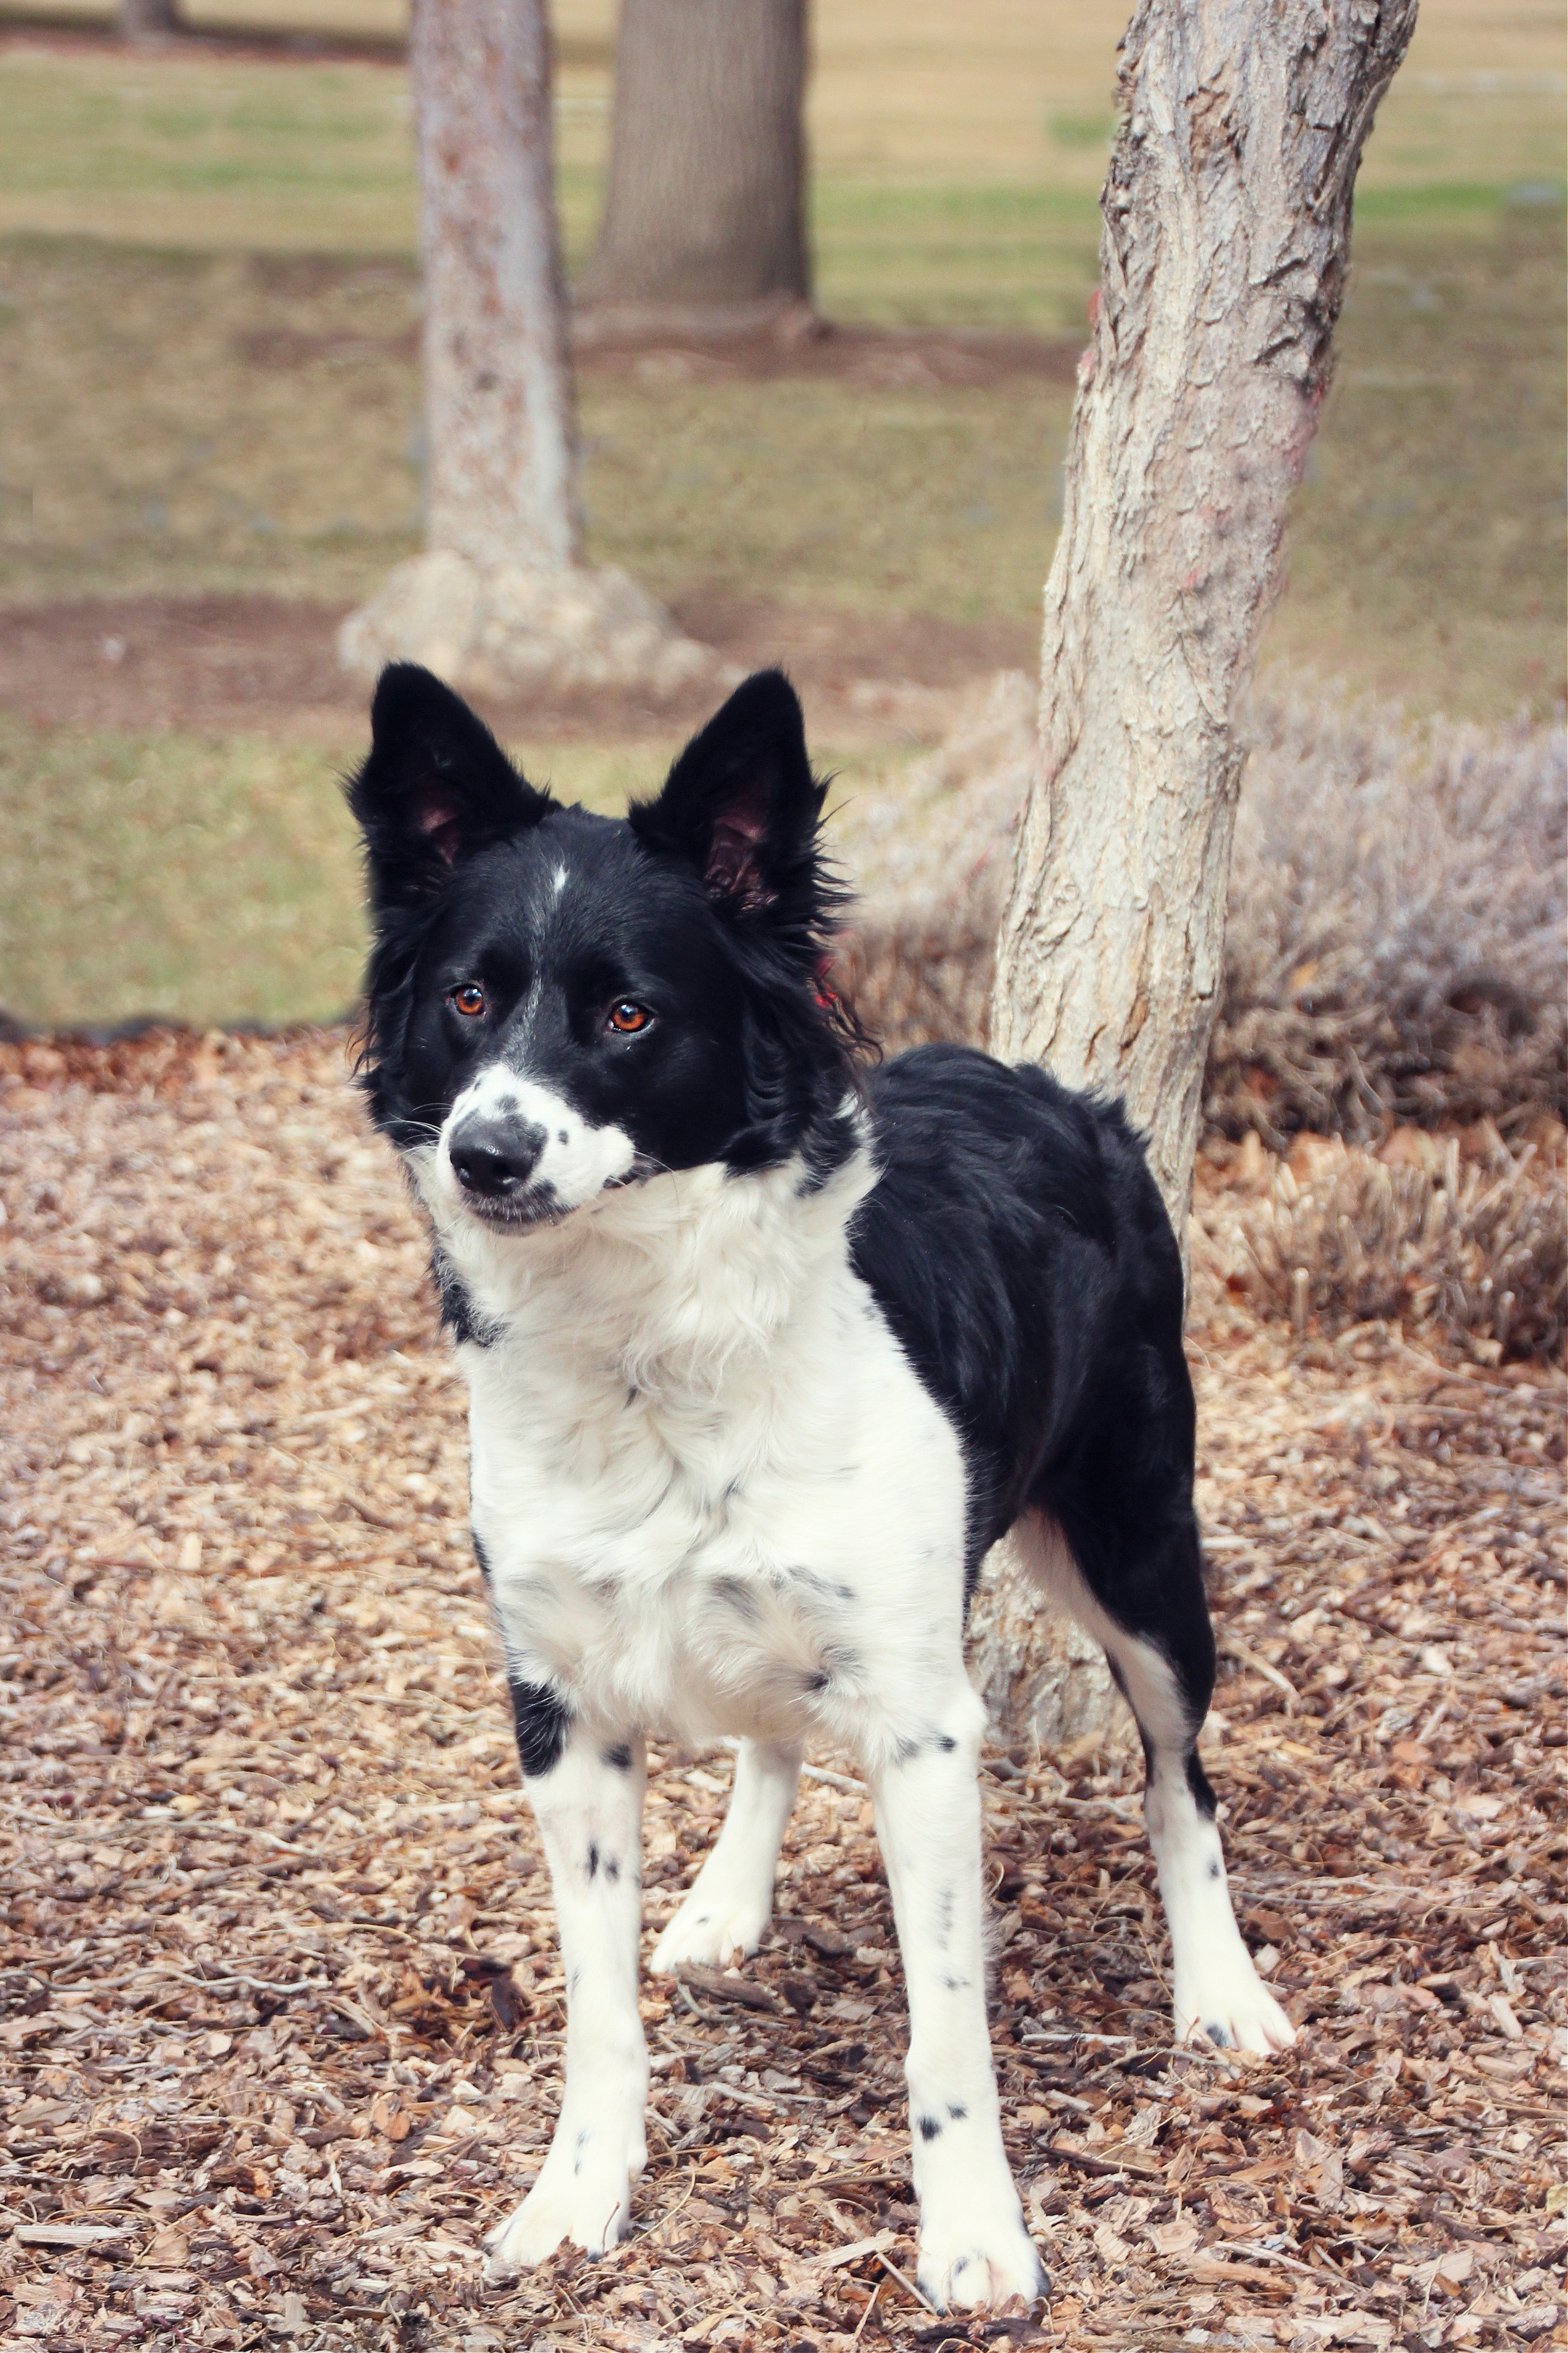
<box><xmin>347</xmin><ymin>664</ymin><xmax>864</xmax><ymax>1233</ymax></box>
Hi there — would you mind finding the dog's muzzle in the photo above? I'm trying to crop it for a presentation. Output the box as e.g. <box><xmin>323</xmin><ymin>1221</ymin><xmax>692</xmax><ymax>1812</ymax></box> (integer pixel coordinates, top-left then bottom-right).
<box><xmin>448</xmin><ymin>1114</ymin><xmax>549</xmax><ymax>1212</ymax></box>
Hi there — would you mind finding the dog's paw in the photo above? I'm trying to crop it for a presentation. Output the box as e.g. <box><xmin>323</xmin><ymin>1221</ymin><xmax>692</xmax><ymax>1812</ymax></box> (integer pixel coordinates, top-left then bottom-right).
<box><xmin>650</xmin><ymin>1876</ymin><xmax>771</xmax><ymax>1973</ymax></box>
<box><xmin>482</xmin><ymin>2115</ymin><xmax>644</xmax><ymax>2279</ymax></box>
<box><xmin>1175</xmin><ymin>1949</ymin><xmax>1297</xmax><ymax>2056</ymax></box>
<box><xmin>916</xmin><ymin>2189</ymin><xmax>1046</xmax><ymax>2313</ymax></box>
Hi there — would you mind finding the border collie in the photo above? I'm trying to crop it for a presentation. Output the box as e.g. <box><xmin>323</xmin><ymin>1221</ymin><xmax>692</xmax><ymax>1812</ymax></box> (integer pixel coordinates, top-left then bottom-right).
<box><xmin>347</xmin><ymin>664</ymin><xmax>1294</xmax><ymax>2311</ymax></box>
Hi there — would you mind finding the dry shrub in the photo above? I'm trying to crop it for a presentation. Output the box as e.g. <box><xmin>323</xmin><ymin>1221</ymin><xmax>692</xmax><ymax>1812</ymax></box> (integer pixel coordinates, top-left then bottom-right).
<box><xmin>833</xmin><ymin>669</ymin><xmax>1033</xmax><ymax>1050</ymax></box>
<box><xmin>1214</xmin><ymin>690</ymin><xmax>1567</xmax><ymax>1141</ymax></box>
<box><xmin>833</xmin><ymin>677</ymin><xmax>1567</xmax><ymax>1140</ymax></box>
<box><xmin>1227</xmin><ymin>1129</ymin><xmax>1567</xmax><ymax>1363</ymax></box>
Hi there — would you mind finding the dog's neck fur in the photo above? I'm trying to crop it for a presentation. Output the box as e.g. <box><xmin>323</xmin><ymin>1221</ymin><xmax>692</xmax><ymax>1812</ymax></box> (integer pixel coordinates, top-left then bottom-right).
<box><xmin>411</xmin><ymin>1124</ymin><xmax>876</xmax><ymax>1414</ymax></box>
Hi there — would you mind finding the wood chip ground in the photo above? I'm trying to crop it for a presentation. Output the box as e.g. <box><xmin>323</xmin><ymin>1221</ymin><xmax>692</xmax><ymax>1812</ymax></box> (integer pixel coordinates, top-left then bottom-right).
<box><xmin>1</xmin><ymin>1032</ymin><xmax>1563</xmax><ymax>2351</ymax></box>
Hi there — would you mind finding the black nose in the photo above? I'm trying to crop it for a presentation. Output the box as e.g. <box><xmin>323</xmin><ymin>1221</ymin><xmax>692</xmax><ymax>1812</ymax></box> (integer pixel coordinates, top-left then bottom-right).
<box><xmin>449</xmin><ymin>1117</ymin><xmax>547</xmax><ymax>1199</ymax></box>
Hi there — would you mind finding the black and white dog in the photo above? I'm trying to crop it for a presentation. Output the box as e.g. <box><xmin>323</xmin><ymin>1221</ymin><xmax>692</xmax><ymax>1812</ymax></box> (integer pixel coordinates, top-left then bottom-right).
<box><xmin>347</xmin><ymin>664</ymin><xmax>1293</xmax><ymax>2310</ymax></box>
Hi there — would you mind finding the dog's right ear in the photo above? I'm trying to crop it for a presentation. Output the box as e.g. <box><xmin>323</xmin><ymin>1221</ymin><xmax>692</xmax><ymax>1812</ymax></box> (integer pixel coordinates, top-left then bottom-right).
<box><xmin>346</xmin><ymin>665</ymin><xmax>551</xmax><ymax>905</ymax></box>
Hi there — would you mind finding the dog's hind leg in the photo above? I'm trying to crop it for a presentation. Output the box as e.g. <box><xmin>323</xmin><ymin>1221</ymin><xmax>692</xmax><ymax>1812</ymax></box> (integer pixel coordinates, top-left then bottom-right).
<box><xmin>650</xmin><ymin>1737</ymin><xmax>802</xmax><ymax>1973</ymax></box>
<box><xmin>485</xmin><ymin>1705</ymin><xmax>648</xmax><ymax>2277</ymax></box>
<box><xmin>1015</xmin><ymin>1513</ymin><xmax>1295</xmax><ymax>2055</ymax></box>
<box><xmin>870</xmin><ymin>1680</ymin><xmax>1045</xmax><ymax>2313</ymax></box>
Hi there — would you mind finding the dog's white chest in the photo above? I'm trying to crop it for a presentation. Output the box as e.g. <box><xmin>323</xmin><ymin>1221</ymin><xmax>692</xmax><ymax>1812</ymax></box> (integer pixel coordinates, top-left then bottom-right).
<box><xmin>455</xmin><ymin>1167</ymin><xmax>968</xmax><ymax>1748</ymax></box>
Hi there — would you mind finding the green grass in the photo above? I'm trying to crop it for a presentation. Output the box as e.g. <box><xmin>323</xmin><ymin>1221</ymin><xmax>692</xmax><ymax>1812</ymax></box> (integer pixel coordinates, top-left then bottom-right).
<box><xmin>0</xmin><ymin>721</ymin><xmax>368</xmax><ymax>1025</ymax></box>
<box><xmin>2</xmin><ymin>214</ymin><xmax>1559</xmax><ymax>694</ymax></box>
<box><xmin>0</xmin><ymin>1</ymin><xmax>1561</xmax><ymax>1025</ymax></box>
<box><xmin>0</xmin><ymin>723</ymin><xmax>675</xmax><ymax>1027</ymax></box>
<box><xmin>0</xmin><ymin>720</ymin><xmax>905</xmax><ymax>1025</ymax></box>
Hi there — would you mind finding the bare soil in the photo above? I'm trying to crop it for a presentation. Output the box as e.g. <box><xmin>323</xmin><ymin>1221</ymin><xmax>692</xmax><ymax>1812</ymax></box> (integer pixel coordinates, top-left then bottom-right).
<box><xmin>0</xmin><ymin>594</ymin><xmax>1037</xmax><ymax>746</ymax></box>
<box><xmin>1</xmin><ymin>1031</ymin><xmax>1563</xmax><ymax>2348</ymax></box>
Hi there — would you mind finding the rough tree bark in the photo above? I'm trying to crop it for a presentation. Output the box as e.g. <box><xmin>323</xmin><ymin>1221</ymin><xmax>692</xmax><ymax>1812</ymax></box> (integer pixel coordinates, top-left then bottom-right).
<box><xmin>970</xmin><ymin>0</ymin><xmax>1419</xmax><ymax>1753</ymax></box>
<box><xmin>339</xmin><ymin>0</ymin><xmax>713</xmax><ymax>700</ymax></box>
<box><xmin>577</xmin><ymin>0</ymin><xmax>811</xmax><ymax>337</ymax></box>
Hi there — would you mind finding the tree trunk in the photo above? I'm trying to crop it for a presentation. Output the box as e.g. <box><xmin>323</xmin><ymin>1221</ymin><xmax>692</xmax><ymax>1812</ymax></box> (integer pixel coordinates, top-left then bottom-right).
<box><xmin>414</xmin><ymin>0</ymin><xmax>578</xmax><ymax>574</ymax></box>
<box><xmin>338</xmin><ymin>0</ymin><xmax>716</xmax><ymax>701</ymax></box>
<box><xmin>119</xmin><ymin>0</ymin><xmax>179</xmax><ymax>36</ymax></box>
<box><xmin>972</xmin><ymin>0</ymin><xmax>1418</xmax><ymax>1754</ymax></box>
<box><xmin>578</xmin><ymin>0</ymin><xmax>811</xmax><ymax>331</ymax></box>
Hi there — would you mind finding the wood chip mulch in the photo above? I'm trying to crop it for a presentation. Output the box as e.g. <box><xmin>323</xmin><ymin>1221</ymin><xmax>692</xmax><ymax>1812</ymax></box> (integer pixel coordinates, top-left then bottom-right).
<box><xmin>1</xmin><ymin>1030</ymin><xmax>1564</xmax><ymax>2352</ymax></box>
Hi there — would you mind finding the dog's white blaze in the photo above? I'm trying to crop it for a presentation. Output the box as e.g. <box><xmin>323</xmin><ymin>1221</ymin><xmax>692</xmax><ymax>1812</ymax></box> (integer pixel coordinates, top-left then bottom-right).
<box><xmin>441</xmin><ymin>1060</ymin><xmax>635</xmax><ymax>1216</ymax></box>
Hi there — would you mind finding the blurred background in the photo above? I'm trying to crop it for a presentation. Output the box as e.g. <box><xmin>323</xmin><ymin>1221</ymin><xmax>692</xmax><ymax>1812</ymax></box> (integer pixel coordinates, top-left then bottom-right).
<box><xmin>0</xmin><ymin>0</ymin><xmax>1562</xmax><ymax>1031</ymax></box>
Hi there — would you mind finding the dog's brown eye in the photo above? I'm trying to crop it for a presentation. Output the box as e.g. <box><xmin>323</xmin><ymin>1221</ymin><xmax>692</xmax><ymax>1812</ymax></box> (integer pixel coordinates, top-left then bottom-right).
<box><xmin>607</xmin><ymin>999</ymin><xmax>651</xmax><ymax>1035</ymax></box>
<box><xmin>451</xmin><ymin>983</ymin><xmax>486</xmax><ymax>1018</ymax></box>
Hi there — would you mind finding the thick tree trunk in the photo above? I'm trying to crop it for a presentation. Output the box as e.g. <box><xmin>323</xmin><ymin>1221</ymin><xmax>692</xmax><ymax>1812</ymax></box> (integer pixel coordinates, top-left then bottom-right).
<box><xmin>339</xmin><ymin>0</ymin><xmax>715</xmax><ymax>700</ymax></box>
<box><xmin>119</xmin><ymin>0</ymin><xmax>178</xmax><ymax>36</ymax></box>
<box><xmin>578</xmin><ymin>0</ymin><xmax>811</xmax><ymax>331</ymax></box>
<box><xmin>972</xmin><ymin>0</ymin><xmax>1418</xmax><ymax>1753</ymax></box>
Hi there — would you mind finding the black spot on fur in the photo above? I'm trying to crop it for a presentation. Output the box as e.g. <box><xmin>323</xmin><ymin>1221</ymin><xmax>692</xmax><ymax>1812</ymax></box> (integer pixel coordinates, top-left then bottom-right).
<box><xmin>431</xmin><ymin>1245</ymin><xmax>495</xmax><ymax>1347</ymax></box>
<box><xmin>587</xmin><ymin>1843</ymin><xmax>599</xmax><ymax>1879</ymax></box>
<box><xmin>1208</xmin><ymin>1860</ymin><xmax>1222</xmax><ymax>1880</ymax></box>
<box><xmin>605</xmin><ymin>1856</ymin><xmax>620</xmax><ymax>1883</ymax></box>
<box><xmin>918</xmin><ymin>2115</ymin><xmax>943</xmax><ymax>2141</ymax></box>
<box><xmin>948</xmin><ymin>2102</ymin><xmax>967</xmax><ymax>2121</ymax></box>
<box><xmin>937</xmin><ymin>1734</ymin><xmax>956</xmax><ymax>1753</ymax></box>
<box><xmin>508</xmin><ymin>1676</ymin><xmax>570</xmax><ymax>1779</ymax></box>
<box><xmin>604</xmin><ymin>1741</ymin><xmax>634</xmax><ymax>1772</ymax></box>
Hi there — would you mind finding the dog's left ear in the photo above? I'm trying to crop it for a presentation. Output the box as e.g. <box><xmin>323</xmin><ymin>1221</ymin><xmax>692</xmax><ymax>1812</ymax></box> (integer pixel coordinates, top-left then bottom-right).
<box><xmin>629</xmin><ymin>670</ymin><xmax>824</xmax><ymax>916</ymax></box>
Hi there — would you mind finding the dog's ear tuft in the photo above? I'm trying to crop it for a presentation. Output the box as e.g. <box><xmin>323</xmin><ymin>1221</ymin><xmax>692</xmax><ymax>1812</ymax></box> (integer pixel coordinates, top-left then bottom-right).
<box><xmin>347</xmin><ymin>664</ymin><xmax>550</xmax><ymax>901</ymax></box>
<box><xmin>628</xmin><ymin>670</ymin><xmax>824</xmax><ymax>916</ymax></box>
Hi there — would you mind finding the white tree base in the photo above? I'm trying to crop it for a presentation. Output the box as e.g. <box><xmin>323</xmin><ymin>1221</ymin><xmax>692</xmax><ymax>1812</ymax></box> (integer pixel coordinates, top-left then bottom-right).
<box><xmin>338</xmin><ymin>551</ymin><xmax>720</xmax><ymax>703</ymax></box>
<box><xmin>968</xmin><ymin>1532</ymin><xmax>1128</xmax><ymax>1754</ymax></box>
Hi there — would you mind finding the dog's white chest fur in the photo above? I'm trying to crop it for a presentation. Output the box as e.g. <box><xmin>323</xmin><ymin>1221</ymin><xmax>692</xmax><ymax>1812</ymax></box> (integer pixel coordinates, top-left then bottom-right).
<box><xmin>435</xmin><ymin>1147</ymin><xmax>967</xmax><ymax>1756</ymax></box>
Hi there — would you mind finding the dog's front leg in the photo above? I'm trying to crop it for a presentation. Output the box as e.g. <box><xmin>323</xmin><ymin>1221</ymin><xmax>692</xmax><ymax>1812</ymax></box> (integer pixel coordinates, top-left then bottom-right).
<box><xmin>651</xmin><ymin>1737</ymin><xmax>802</xmax><ymax>1971</ymax></box>
<box><xmin>485</xmin><ymin>1719</ymin><xmax>647</xmax><ymax>2277</ymax></box>
<box><xmin>870</xmin><ymin>1684</ymin><xmax>1044</xmax><ymax>2314</ymax></box>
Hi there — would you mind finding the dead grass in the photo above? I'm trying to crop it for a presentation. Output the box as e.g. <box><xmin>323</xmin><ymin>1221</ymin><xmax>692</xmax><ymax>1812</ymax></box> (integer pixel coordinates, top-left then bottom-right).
<box><xmin>1196</xmin><ymin>1128</ymin><xmax>1567</xmax><ymax>1371</ymax></box>
<box><xmin>1213</xmin><ymin>690</ymin><xmax>1567</xmax><ymax>1143</ymax></box>
<box><xmin>0</xmin><ymin>1029</ymin><xmax>1564</xmax><ymax>2348</ymax></box>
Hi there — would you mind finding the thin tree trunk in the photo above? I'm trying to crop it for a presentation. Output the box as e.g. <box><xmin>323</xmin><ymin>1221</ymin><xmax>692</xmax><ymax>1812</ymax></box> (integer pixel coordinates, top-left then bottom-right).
<box><xmin>119</xmin><ymin>0</ymin><xmax>179</xmax><ymax>36</ymax></box>
<box><xmin>412</xmin><ymin>0</ymin><xmax>578</xmax><ymax>572</ymax></box>
<box><xmin>972</xmin><ymin>0</ymin><xmax>1418</xmax><ymax>1753</ymax></box>
<box><xmin>339</xmin><ymin>0</ymin><xmax>715</xmax><ymax>700</ymax></box>
<box><xmin>579</xmin><ymin>0</ymin><xmax>810</xmax><ymax>328</ymax></box>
